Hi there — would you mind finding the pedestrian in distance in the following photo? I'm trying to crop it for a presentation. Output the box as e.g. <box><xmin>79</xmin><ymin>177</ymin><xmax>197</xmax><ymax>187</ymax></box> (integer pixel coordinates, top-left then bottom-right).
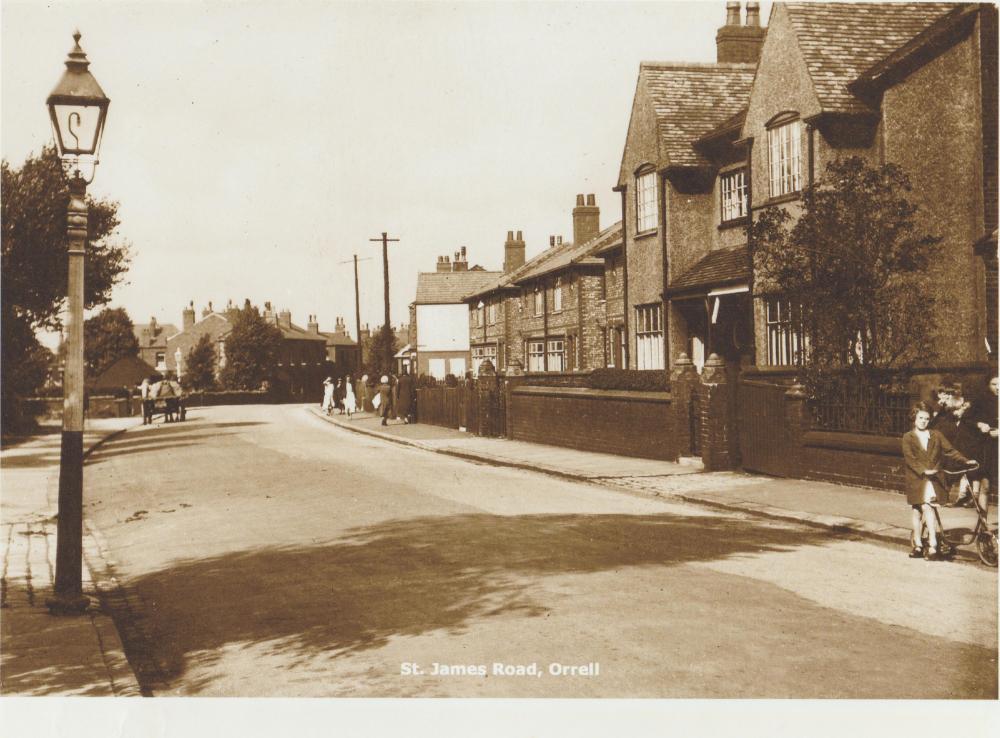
<box><xmin>139</xmin><ymin>376</ymin><xmax>153</xmax><ymax>425</ymax></box>
<box><xmin>321</xmin><ymin>377</ymin><xmax>334</xmax><ymax>416</ymax></box>
<box><xmin>397</xmin><ymin>367</ymin><xmax>414</xmax><ymax>424</ymax></box>
<box><xmin>158</xmin><ymin>372</ymin><xmax>177</xmax><ymax>423</ymax></box>
<box><xmin>344</xmin><ymin>376</ymin><xmax>357</xmax><ymax>419</ymax></box>
<box><xmin>390</xmin><ymin>373</ymin><xmax>400</xmax><ymax>420</ymax></box>
<box><xmin>378</xmin><ymin>375</ymin><xmax>392</xmax><ymax>426</ymax></box>
<box><xmin>358</xmin><ymin>374</ymin><xmax>369</xmax><ymax>414</ymax></box>
<box><xmin>901</xmin><ymin>401</ymin><xmax>974</xmax><ymax>561</ymax></box>
<box><xmin>334</xmin><ymin>377</ymin><xmax>346</xmax><ymax>415</ymax></box>
<box><xmin>149</xmin><ymin>374</ymin><xmax>164</xmax><ymax>424</ymax></box>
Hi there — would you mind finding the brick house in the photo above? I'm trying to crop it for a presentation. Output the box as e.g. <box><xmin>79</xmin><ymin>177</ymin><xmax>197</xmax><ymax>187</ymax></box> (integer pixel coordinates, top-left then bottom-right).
<box><xmin>742</xmin><ymin>1</ymin><xmax>997</xmax><ymax>372</ymax></box>
<box><xmin>318</xmin><ymin>317</ymin><xmax>361</xmax><ymax>376</ymax></box>
<box><xmin>133</xmin><ymin>316</ymin><xmax>178</xmax><ymax>372</ymax></box>
<box><xmin>616</xmin><ymin>3</ymin><xmax>760</xmax><ymax>371</ymax></box>
<box><xmin>411</xmin><ymin>248</ymin><xmax>501</xmax><ymax>378</ymax></box>
<box><xmin>164</xmin><ymin>301</ymin><xmax>232</xmax><ymax>380</ymax></box>
<box><xmin>464</xmin><ymin>196</ymin><xmax>623</xmax><ymax>375</ymax></box>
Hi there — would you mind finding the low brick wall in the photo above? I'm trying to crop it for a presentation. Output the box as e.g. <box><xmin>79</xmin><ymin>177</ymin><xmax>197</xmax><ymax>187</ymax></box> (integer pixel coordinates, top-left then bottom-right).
<box><xmin>801</xmin><ymin>431</ymin><xmax>904</xmax><ymax>492</ymax></box>
<box><xmin>508</xmin><ymin>386</ymin><xmax>676</xmax><ymax>461</ymax></box>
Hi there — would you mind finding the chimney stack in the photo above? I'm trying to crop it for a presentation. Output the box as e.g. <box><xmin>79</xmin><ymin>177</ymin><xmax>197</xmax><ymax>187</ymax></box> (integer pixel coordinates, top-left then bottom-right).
<box><xmin>263</xmin><ymin>301</ymin><xmax>275</xmax><ymax>323</ymax></box>
<box><xmin>182</xmin><ymin>300</ymin><xmax>196</xmax><ymax>331</ymax></box>
<box><xmin>307</xmin><ymin>314</ymin><xmax>320</xmax><ymax>334</ymax></box>
<box><xmin>504</xmin><ymin>229</ymin><xmax>526</xmax><ymax>273</ymax></box>
<box><xmin>572</xmin><ymin>192</ymin><xmax>600</xmax><ymax>247</ymax></box>
<box><xmin>716</xmin><ymin>2</ymin><xmax>765</xmax><ymax>64</ymax></box>
<box><xmin>278</xmin><ymin>308</ymin><xmax>292</xmax><ymax>330</ymax></box>
<box><xmin>452</xmin><ymin>247</ymin><xmax>468</xmax><ymax>272</ymax></box>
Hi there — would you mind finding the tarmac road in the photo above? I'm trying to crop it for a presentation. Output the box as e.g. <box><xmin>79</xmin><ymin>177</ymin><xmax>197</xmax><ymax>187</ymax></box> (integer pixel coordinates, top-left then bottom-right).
<box><xmin>83</xmin><ymin>404</ymin><xmax>998</xmax><ymax>697</ymax></box>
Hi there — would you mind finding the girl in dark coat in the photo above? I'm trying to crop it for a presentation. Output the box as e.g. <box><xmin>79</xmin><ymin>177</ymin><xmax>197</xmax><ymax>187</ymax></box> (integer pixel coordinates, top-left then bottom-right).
<box><xmin>901</xmin><ymin>402</ymin><xmax>973</xmax><ymax>560</ymax></box>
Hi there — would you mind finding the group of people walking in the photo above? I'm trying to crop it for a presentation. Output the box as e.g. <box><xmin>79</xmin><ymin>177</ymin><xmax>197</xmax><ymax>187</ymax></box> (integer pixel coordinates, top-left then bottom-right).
<box><xmin>902</xmin><ymin>375</ymin><xmax>998</xmax><ymax>561</ymax></box>
<box><xmin>321</xmin><ymin>368</ymin><xmax>416</xmax><ymax>426</ymax></box>
<box><xmin>138</xmin><ymin>373</ymin><xmax>185</xmax><ymax>425</ymax></box>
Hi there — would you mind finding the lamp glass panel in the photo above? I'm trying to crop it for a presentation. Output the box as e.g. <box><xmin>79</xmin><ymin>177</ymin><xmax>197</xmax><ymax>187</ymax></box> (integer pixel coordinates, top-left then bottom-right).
<box><xmin>51</xmin><ymin>103</ymin><xmax>102</xmax><ymax>155</ymax></box>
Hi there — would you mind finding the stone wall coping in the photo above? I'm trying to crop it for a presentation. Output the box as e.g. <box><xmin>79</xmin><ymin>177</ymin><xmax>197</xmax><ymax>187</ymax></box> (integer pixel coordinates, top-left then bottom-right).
<box><xmin>803</xmin><ymin>430</ymin><xmax>901</xmax><ymax>457</ymax></box>
<box><xmin>511</xmin><ymin>385</ymin><xmax>671</xmax><ymax>403</ymax></box>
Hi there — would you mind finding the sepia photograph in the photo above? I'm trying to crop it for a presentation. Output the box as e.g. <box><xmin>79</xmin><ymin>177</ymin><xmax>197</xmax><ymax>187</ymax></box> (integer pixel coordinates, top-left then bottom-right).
<box><xmin>1</xmin><ymin>0</ymin><xmax>997</xmax><ymax>735</ymax></box>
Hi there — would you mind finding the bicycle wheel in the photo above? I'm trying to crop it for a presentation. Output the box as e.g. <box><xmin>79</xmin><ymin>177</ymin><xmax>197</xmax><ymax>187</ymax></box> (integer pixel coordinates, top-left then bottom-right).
<box><xmin>977</xmin><ymin>529</ymin><xmax>998</xmax><ymax>567</ymax></box>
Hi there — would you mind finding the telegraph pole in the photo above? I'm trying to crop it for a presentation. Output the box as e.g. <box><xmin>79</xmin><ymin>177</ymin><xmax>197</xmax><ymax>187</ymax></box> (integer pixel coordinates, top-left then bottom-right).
<box><xmin>339</xmin><ymin>254</ymin><xmax>371</xmax><ymax>372</ymax></box>
<box><xmin>369</xmin><ymin>232</ymin><xmax>399</xmax><ymax>371</ymax></box>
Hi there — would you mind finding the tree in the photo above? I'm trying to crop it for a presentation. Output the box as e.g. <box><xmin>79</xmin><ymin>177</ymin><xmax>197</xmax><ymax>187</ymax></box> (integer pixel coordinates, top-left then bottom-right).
<box><xmin>749</xmin><ymin>157</ymin><xmax>941</xmax><ymax>414</ymax></box>
<box><xmin>184</xmin><ymin>334</ymin><xmax>217</xmax><ymax>391</ymax></box>
<box><xmin>83</xmin><ymin>308</ymin><xmax>139</xmax><ymax>376</ymax></box>
<box><xmin>2</xmin><ymin>146</ymin><xmax>131</xmax><ymax>429</ymax></box>
<box><xmin>364</xmin><ymin>324</ymin><xmax>398</xmax><ymax>379</ymax></box>
<box><xmin>219</xmin><ymin>300</ymin><xmax>283</xmax><ymax>390</ymax></box>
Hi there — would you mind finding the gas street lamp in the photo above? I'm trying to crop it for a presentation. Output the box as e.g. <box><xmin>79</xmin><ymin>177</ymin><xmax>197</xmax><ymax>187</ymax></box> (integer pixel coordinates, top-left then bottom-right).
<box><xmin>45</xmin><ymin>31</ymin><xmax>110</xmax><ymax>615</ymax></box>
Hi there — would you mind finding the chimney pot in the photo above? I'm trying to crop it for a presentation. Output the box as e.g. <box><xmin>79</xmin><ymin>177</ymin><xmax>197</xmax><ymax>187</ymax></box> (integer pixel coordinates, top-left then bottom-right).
<box><xmin>549</xmin><ymin>236</ymin><xmax>556</xmax><ymax>247</ymax></box>
<box><xmin>726</xmin><ymin>1</ymin><xmax>740</xmax><ymax>25</ymax></box>
<box><xmin>586</xmin><ymin>194</ymin><xmax>596</xmax><ymax>206</ymax></box>
<box><xmin>576</xmin><ymin>194</ymin><xmax>585</xmax><ymax>206</ymax></box>
<box><xmin>557</xmin><ymin>236</ymin><xmax>563</xmax><ymax>246</ymax></box>
<box><xmin>746</xmin><ymin>2</ymin><xmax>760</xmax><ymax>26</ymax></box>
<box><xmin>507</xmin><ymin>230</ymin><xmax>514</xmax><ymax>241</ymax></box>
<box><xmin>516</xmin><ymin>230</ymin><xmax>522</xmax><ymax>240</ymax></box>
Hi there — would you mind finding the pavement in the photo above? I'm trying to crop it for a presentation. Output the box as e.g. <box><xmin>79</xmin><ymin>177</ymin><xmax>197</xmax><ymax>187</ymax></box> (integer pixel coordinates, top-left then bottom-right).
<box><xmin>311</xmin><ymin>407</ymin><xmax>995</xmax><ymax>557</ymax></box>
<box><xmin>1</xmin><ymin>416</ymin><xmax>143</xmax><ymax>696</ymax></box>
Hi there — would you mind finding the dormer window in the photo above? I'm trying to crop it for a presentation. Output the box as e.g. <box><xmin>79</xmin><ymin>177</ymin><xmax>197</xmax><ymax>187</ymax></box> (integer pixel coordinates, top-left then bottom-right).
<box><xmin>767</xmin><ymin>115</ymin><xmax>802</xmax><ymax>198</ymax></box>
<box><xmin>721</xmin><ymin>168</ymin><xmax>748</xmax><ymax>223</ymax></box>
<box><xmin>635</xmin><ymin>168</ymin><xmax>657</xmax><ymax>232</ymax></box>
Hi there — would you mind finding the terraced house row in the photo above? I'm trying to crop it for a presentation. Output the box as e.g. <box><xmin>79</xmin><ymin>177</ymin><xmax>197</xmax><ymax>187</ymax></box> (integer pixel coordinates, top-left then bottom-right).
<box><xmin>419</xmin><ymin>2</ymin><xmax>995</xmax><ymax>388</ymax></box>
<box><xmin>406</xmin><ymin>1</ymin><xmax>996</xmax><ymax>490</ymax></box>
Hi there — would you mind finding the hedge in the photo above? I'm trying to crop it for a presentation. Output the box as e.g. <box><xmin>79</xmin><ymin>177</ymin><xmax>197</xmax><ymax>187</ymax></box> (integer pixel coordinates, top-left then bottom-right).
<box><xmin>587</xmin><ymin>369</ymin><xmax>669</xmax><ymax>392</ymax></box>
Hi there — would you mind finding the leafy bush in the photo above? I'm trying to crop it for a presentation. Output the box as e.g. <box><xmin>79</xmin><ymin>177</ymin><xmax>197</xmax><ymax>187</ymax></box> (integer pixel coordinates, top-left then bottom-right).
<box><xmin>588</xmin><ymin>369</ymin><xmax>669</xmax><ymax>392</ymax></box>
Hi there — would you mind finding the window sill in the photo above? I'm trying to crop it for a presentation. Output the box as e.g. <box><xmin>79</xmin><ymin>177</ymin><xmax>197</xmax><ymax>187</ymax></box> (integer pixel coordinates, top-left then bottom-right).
<box><xmin>760</xmin><ymin>192</ymin><xmax>801</xmax><ymax>208</ymax></box>
<box><xmin>634</xmin><ymin>228</ymin><xmax>659</xmax><ymax>241</ymax></box>
<box><xmin>718</xmin><ymin>217</ymin><xmax>750</xmax><ymax>231</ymax></box>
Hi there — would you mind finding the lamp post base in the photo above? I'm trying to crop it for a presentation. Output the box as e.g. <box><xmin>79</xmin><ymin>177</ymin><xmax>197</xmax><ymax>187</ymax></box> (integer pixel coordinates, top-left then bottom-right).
<box><xmin>46</xmin><ymin>593</ymin><xmax>91</xmax><ymax>615</ymax></box>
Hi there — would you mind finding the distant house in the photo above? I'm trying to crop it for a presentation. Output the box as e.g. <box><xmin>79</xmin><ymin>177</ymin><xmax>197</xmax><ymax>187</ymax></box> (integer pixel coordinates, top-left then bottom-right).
<box><xmin>318</xmin><ymin>316</ymin><xmax>361</xmax><ymax>376</ymax></box>
<box><xmin>411</xmin><ymin>247</ymin><xmax>501</xmax><ymax>378</ymax></box>
<box><xmin>464</xmin><ymin>195</ymin><xmax>623</xmax><ymax>374</ymax></box>
<box><xmin>165</xmin><ymin>301</ymin><xmax>233</xmax><ymax>380</ymax></box>
<box><xmin>133</xmin><ymin>316</ymin><xmax>178</xmax><ymax>372</ymax></box>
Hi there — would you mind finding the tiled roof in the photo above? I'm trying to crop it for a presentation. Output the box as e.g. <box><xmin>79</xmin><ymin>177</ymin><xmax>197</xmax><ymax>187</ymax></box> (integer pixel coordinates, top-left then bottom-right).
<box><xmin>668</xmin><ymin>246</ymin><xmax>750</xmax><ymax>294</ymax></box>
<box><xmin>783</xmin><ymin>2</ymin><xmax>956</xmax><ymax>115</ymax></box>
<box><xmin>697</xmin><ymin>107</ymin><xmax>748</xmax><ymax>146</ymax></box>
<box><xmin>515</xmin><ymin>222</ymin><xmax>624</xmax><ymax>283</ymax></box>
<box><xmin>462</xmin><ymin>245</ymin><xmax>569</xmax><ymax>301</ymax></box>
<box><xmin>322</xmin><ymin>331</ymin><xmax>358</xmax><ymax>347</ymax></box>
<box><xmin>414</xmin><ymin>270</ymin><xmax>503</xmax><ymax>304</ymax></box>
<box><xmin>282</xmin><ymin>322</ymin><xmax>327</xmax><ymax>342</ymax></box>
<box><xmin>640</xmin><ymin>62</ymin><xmax>757</xmax><ymax>168</ymax></box>
<box><xmin>133</xmin><ymin>323</ymin><xmax>179</xmax><ymax>348</ymax></box>
<box><xmin>88</xmin><ymin>355</ymin><xmax>157</xmax><ymax>391</ymax></box>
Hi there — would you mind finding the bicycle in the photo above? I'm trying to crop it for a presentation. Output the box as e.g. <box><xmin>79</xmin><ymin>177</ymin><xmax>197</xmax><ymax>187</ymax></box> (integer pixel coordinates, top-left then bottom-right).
<box><xmin>919</xmin><ymin>463</ymin><xmax>998</xmax><ymax>567</ymax></box>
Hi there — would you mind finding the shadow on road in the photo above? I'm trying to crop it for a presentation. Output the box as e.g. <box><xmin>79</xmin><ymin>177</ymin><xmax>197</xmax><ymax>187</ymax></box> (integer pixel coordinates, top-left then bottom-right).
<box><xmin>111</xmin><ymin>511</ymin><xmax>831</xmax><ymax>692</ymax></box>
<box><xmin>83</xmin><ymin>421</ymin><xmax>268</xmax><ymax>465</ymax></box>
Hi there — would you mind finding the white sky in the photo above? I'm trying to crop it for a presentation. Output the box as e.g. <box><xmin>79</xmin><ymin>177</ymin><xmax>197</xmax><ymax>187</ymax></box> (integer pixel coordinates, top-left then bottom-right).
<box><xmin>2</xmin><ymin>0</ymin><xmax>770</xmax><ymax>339</ymax></box>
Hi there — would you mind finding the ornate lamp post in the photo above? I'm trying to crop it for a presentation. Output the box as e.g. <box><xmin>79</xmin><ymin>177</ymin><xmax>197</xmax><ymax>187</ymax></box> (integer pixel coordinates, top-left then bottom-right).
<box><xmin>46</xmin><ymin>31</ymin><xmax>110</xmax><ymax>615</ymax></box>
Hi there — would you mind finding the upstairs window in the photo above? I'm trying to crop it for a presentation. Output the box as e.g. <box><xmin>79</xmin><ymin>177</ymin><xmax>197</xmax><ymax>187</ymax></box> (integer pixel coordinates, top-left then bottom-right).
<box><xmin>635</xmin><ymin>169</ymin><xmax>657</xmax><ymax>232</ymax></box>
<box><xmin>533</xmin><ymin>288</ymin><xmax>543</xmax><ymax>316</ymax></box>
<box><xmin>721</xmin><ymin>169</ymin><xmax>748</xmax><ymax>222</ymax></box>
<box><xmin>553</xmin><ymin>279</ymin><xmax>563</xmax><ymax>312</ymax></box>
<box><xmin>768</xmin><ymin>118</ymin><xmax>801</xmax><ymax>198</ymax></box>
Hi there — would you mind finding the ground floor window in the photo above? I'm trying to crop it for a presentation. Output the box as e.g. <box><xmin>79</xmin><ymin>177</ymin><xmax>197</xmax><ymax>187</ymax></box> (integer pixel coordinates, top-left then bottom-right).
<box><xmin>471</xmin><ymin>344</ymin><xmax>497</xmax><ymax>375</ymax></box>
<box><xmin>428</xmin><ymin>358</ymin><xmax>446</xmax><ymax>378</ymax></box>
<box><xmin>527</xmin><ymin>340</ymin><xmax>545</xmax><ymax>372</ymax></box>
<box><xmin>547</xmin><ymin>338</ymin><xmax>565</xmax><ymax>372</ymax></box>
<box><xmin>635</xmin><ymin>304</ymin><xmax>664</xmax><ymax>370</ymax></box>
<box><xmin>765</xmin><ymin>296</ymin><xmax>804</xmax><ymax>366</ymax></box>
